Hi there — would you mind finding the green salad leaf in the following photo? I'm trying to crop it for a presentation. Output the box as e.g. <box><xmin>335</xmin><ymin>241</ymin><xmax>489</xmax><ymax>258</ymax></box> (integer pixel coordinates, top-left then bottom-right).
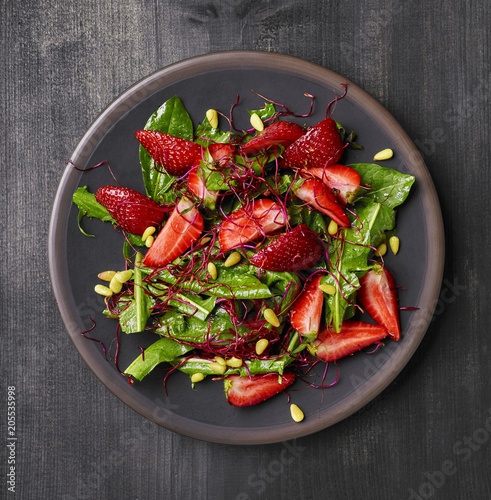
<box><xmin>124</xmin><ymin>337</ymin><xmax>195</xmax><ymax>381</ymax></box>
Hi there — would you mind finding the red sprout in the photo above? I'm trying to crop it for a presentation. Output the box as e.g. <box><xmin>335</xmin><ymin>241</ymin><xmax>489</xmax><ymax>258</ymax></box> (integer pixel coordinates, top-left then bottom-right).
<box><xmin>250</xmin><ymin>90</ymin><xmax>316</xmax><ymax>119</ymax></box>
<box><xmin>70</xmin><ymin>159</ymin><xmax>122</xmax><ymax>185</ymax></box>
<box><xmin>80</xmin><ymin>317</ymin><xmax>107</xmax><ymax>356</ymax></box>
<box><xmin>326</xmin><ymin>83</ymin><xmax>348</xmax><ymax>118</ymax></box>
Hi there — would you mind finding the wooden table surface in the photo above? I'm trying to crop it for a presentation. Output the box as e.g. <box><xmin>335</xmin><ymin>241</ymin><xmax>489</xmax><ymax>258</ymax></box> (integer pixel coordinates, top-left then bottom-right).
<box><xmin>2</xmin><ymin>1</ymin><xmax>490</xmax><ymax>499</ymax></box>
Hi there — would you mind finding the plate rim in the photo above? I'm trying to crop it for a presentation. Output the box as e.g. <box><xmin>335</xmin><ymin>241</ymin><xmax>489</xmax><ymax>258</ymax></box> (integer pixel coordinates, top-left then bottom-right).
<box><xmin>49</xmin><ymin>50</ymin><xmax>445</xmax><ymax>445</ymax></box>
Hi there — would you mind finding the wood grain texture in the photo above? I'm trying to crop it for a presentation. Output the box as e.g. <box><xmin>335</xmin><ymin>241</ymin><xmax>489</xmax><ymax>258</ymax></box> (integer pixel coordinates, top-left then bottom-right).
<box><xmin>1</xmin><ymin>1</ymin><xmax>490</xmax><ymax>499</ymax></box>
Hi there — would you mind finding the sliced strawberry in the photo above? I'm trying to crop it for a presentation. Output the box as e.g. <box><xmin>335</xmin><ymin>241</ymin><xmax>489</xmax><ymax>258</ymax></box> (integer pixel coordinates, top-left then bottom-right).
<box><xmin>187</xmin><ymin>166</ymin><xmax>218</xmax><ymax>209</ymax></box>
<box><xmin>135</xmin><ymin>129</ymin><xmax>201</xmax><ymax>176</ymax></box>
<box><xmin>250</xmin><ymin>224</ymin><xmax>324</xmax><ymax>272</ymax></box>
<box><xmin>290</xmin><ymin>274</ymin><xmax>324</xmax><ymax>336</ymax></box>
<box><xmin>280</xmin><ymin>118</ymin><xmax>346</xmax><ymax>169</ymax></box>
<box><xmin>358</xmin><ymin>265</ymin><xmax>401</xmax><ymax>340</ymax></box>
<box><xmin>208</xmin><ymin>142</ymin><xmax>235</xmax><ymax>164</ymax></box>
<box><xmin>142</xmin><ymin>198</ymin><xmax>203</xmax><ymax>268</ymax></box>
<box><xmin>95</xmin><ymin>186</ymin><xmax>165</xmax><ymax>236</ymax></box>
<box><xmin>310</xmin><ymin>320</ymin><xmax>388</xmax><ymax>363</ymax></box>
<box><xmin>239</xmin><ymin>121</ymin><xmax>305</xmax><ymax>156</ymax></box>
<box><xmin>224</xmin><ymin>373</ymin><xmax>295</xmax><ymax>407</ymax></box>
<box><xmin>301</xmin><ymin>164</ymin><xmax>361</xmax><ymax>206</ymax></box>
<box><xmin>218</xmin><ymin>198</ymin><xmax>287</xmax><ymax>252</ymax></box>
<box><xmin>294</xmin><ymin>178</ymin><xmax>350</xmax><ymax>227</ymax></box>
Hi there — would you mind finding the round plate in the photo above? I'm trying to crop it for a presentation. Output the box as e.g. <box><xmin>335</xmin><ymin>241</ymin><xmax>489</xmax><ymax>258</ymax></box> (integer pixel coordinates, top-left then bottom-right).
<box><xmin>49</xmin><ymin>51</ymin><xmax>444</xmax><ymax>445</ymax></box>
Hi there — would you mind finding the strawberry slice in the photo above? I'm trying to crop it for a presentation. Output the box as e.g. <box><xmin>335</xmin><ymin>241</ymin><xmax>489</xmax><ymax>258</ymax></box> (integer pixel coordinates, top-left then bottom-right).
<box><xmin>95</xmin><ymin>186</ymin><xmax>165</xmax><ymax>236</ymax></box>
<box><xmin>218</xmin><ymin>198</ymin><xmax>287</xmax><ymax>252</ymax></box>
<box><xmin>187</xmin><ymin>166</ymin><xmax>218</xmax><ymax>209</ymax></box>
<box><xmin>280</xmin><ymin>118</ymin><xmax>346</xmax><ymax>169</ymax></box>
<box><xmin>142</xmin><ymin>198</ymin><xmax>203</xmax><ymax>268</ymax></box>
<box><xmin>294</xmin><ymin>178</ymin><xmax>350</xmax><ymax>227</ymax></box>
<box><xmin>301</xmin><ymin>164</ymin><xmax>361</xmax><ymax>206</ymax></box>
<box><xmin>224</xmin><ymin>373</ymin><xmax>295</xmax><ymax>407</ymax></box>
<box><xmin>239</xmin><ymin>121</ymin><xmax>305</xmax><ymax>156</ymax></box>
<box><xmin>357</xmin><ymin>265</ymin><xmax>401</xmax><ymax>340</ymax></box>
<box><xmin>250</xmin><ymin>224</ymin><xmax>324</xmax><ymax>272</ymax></box>
<box><xmin>187</xmin><ymin>143</ymin><xmax>235</xmax><ymax>208</ymax></box>
<box><xmin>135</xmin><ymin>129</ymin><xmax>201</xmax><ymax>176</ymax></box>
<box><xmin>208</xmin><ymin>142</ymin><xmax>235</xmax><ymax>165</ymax></box>
<box><xmin>310</xmin><ymin>320</ymin><xmax>388</xmax><ymax>363</ymax></box>
<box><xmin>290</xmin><ymin>274</ymin><xmax>324</xmax><ymax>336</ymax></box>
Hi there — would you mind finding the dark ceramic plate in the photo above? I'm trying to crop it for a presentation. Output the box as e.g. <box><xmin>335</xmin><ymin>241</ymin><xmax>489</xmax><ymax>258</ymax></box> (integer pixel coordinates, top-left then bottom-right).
<box><xmin>49</xmin><ymin>51</ymin><xmax>444</xmax><ymax>445</ymax></box>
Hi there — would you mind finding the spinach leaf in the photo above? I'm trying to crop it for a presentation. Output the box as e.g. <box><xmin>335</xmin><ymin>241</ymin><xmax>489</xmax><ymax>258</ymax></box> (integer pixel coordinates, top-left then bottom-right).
<box><xmin>247</xmin><ymin>102</ymin><xmax>276</xmax><ymax>121</ymax></box>
<box><xmin>260</xmin><ymin>270</ymin><xmax>302</xmax><ymax>314</ymax></box>
<box><xmin>168</xmin><ymin>293</ymin><xmax>216</xmax><ymax>321</ymax></box>
<box><xmin>153</xmin><ymin>262</ymin><xmax>273</xmax><ymax>300</ymax></box>
<box><xmin>124</xmin><ymin>337</ymin><xmax>194</xmax><ymax>381</ymax></box>
<box><xmin>155</xmin><ymin>307</ymin><xmax>236</xmax><ymax>343</ymax></box>
<box><xmin>349</xmin><ymin>163</ymin><xmax>415</xmax><ymax>209</ymax></box>
<box><xmin>72</xmin><ymin>186</ymin><xmax>114</xmax><ymax>224</ymax></box>
<box><xmin>119</xmin><ymin>253</ymin><xmax>154</xmax><ymax>333</ymax></box>
<box><xmin>195</xmin><ymin>118</ymin><xmax>231</xmax><ymax>145</ymax></box>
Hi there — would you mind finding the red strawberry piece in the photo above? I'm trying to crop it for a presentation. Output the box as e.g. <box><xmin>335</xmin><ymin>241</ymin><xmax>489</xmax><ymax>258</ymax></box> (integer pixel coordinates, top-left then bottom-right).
<box><xmin>301</xmin><ymin>164</ymin><xmax>361</xmax><ymax>206</ymax></box>
<box><xmin>281</xmin><ymin>118</ymin><xmax>346</xmax><ymax>169</ymax></box>
<box><xmin>142</xmin><ymin>198</ymin><xmax>203</xmax><ymax>268</ymax></box>
<box><xmin>249</xmin><ymin>224</ymin><xmax>324</xmax><ymax>272</ymax></box>
<box><xmin>187</xmin><ymin>166</ymin><xmax>218</xmax><ymax>209</ymax></box>
<box><xmin>208</xmin><ymin>142</ymin><xmax>235</xmax><ymax>165</ymax></box>
<box><xmin>290</xmin><ymin>274</ymin><xmax>324</xmax><ymax>336</ymax></box>
<box><xmin>187</xmin><ymin>143</ymin><xmax>235</xmax><ymax>208</ymax></box>
<box><xmin>239</xmin><ymin>121</ymin><xmax>305</xmax><ymax>156</ymax></box>
<box><xmin>357</xmin><ymin>265</ymin><xmax>401</xmax><ymax>340</ymax></box>
<box><xmin>294</xmin><ymin>178</ymin><xmax>350</xmax><ymax>227</ymax></box>
<box><xmin>218</xmin><ymin>198</ymin><xmax>287</xmax><ymax>253</ymax></box>
<box><xmin>95</xmin><ymin>186</ymin><xmax>165</xmax><ymax>236</ymax></box>
<box><xmin>224</xmin><ymin>373</ymin><xmax>295</xmax><ymax>407</ymax></box>
<box><xmin>135</xmin><ymin>129</ymin><xmax>201</xmax><ymax>176</ymax></box>
<box><xmin>310</xmin><ymin>320</ymin><xmax>388</xmax><ymax>363</ymax></box>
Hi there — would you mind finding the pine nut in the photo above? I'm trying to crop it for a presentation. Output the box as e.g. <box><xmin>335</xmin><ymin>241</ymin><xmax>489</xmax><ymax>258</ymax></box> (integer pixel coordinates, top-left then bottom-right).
<box><xmin>328</xmin><ymin>220</ymin><xmax>338</xmax><ymax>235</ymax></box>
<box><xmin>224</xmin><ymin>251</ymin><xmax>241</xmax><ymax>267</ymax></box>
<box><xmin>207</xmin><ymin>262</ymin><xmax>218</xmax><ymax>280</ymax></box>
<box><xmin>290</xmin><ymin>403</ymin><xmax>305</xmax><ymax>422</ymax></box>
<box><xmin>144</xmin><ymin>235</ymin><xmax>154</xmax><ymax>248</ymax></box>
<box><xmin>115</xmin><ymin>270</ymin><xmax>133</xmax><ymax>283</ymax></box>
<box><xmin>109</xmin><ymin>275</ymin><xmax>123</xmax><ymax>294</ymax></box>
<box><xmin>263</xmin><ymin>308</ymin><xmax>280</xmax><ymax>327</ymax></box>
<box><xmin>389</xmin><ymin>235</ymin><xmax>400</xmax><ymax>255</ymax></box>
<box><xmin>214</xmin><ymin>356</ymin><xmax>226</xmax><ymax>367</ymax></box>
<box><xmin>208</xmin><ymin>361</ymin><xmax>227</xmax><ymax>374</ymax></box>
<box><xmin>250</xmin><ymin>113</ymin><xmax>264</xmax><ymax>132</ymax></box>
<box><xmin>373</xmin><ymin>148</ymin><xmax>394</xmax><ymax>161</ymax></box>
<box><xmin>319</xmin><ymin>283</ymin><xmax>336</xmax><ymax>295</ymax></box>
<box><xmin>206</xmin><ymin>109</ymin><xmax>219</xmax><ymax>129</ymax></box>
<box><xmin>98</xmin><ymin>270</ymin><xmax>116</xmax><ymax>282</ymax></box>
<box><xmin>225</xmin><ymin>357</ymin><xmax>243</xmax><ymax>368</ymax></box>
<box><xmin>94</xmin><ymin>284</ymin><xmax>113</xmax><ymax>297</ymax></box>
<box><xmin>142</xmin><ymin>226</ymin><xmax>156</xmax><ymax>241</ymax></box>
<box><xmin>255</xmin><ymin>339</ymin><xmax>269</xmax><ymax>355</ymax></box>
<box><xmin>375</xmin><ymin>242</ymin><xmax>387</xmax><ymax>257</ymax></box>
<box><xmin>191</xmin><ymin>373</ymin><xmax>205</xmax><ymax>383</ymax></box>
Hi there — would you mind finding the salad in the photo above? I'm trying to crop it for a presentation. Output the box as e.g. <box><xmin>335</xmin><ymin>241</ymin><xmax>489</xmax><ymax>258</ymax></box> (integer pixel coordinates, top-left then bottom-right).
<box><xmin>72</xmin><ymin>88</ymin><xmax>414</xmax><ymax>419</ymax></box>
